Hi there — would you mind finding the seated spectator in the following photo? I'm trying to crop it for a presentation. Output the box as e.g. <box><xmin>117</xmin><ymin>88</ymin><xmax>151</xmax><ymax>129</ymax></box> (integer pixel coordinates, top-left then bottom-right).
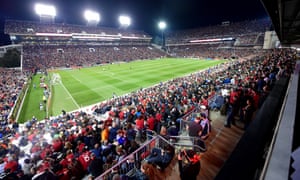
<box><xmin>88</xmin><ymin>152</ymin><xmax>103</xmax><ymax>177</ymax></box>
<box><xmin>31</xmin><ymin>169</ymin><xmax>58</xmax><ymax>180</ymax></box>
<box><xmin>131</xmin><ymin>161</ymin><xmax>154</xmax><ymax>180</ymax></box>
<box><xmin>159</xmin><ymin>125</ymin><xmax>169</xmax><ymax>140</ymax></box>
<box><xmin>145</xmin><ymin>144</ymin><xmax>175</xmax><ymax>170</ymax></box>
<box><xmin>210</xmin><ymin>92</ymin><xmax>224</xmax><ymax>110</ymax></box>
<box><xmin>4</xmin><ymin>156</ymin><xmax>18</xmax><ymax>174</ymax></box>
<box><xmin>108</xmin><ymin>122</ymin><xmax>119</xmax><ymax>143</ymax></box>
<box><xmin>125</xmin><ymin>122</ymin><xmax>136</xmax><ymax>142</ymax></box>
<box><xmin>22</xmin><ymin>158</ymin><xmax>34</xmax><ymax>176</ymax></box>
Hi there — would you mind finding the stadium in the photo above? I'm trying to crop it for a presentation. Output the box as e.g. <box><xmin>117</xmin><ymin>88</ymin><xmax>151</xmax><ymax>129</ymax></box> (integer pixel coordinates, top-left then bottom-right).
<box><xmin>0</xmin><ymin>1</ymin><xmax>299</xmax><ymax>180</ymax></box>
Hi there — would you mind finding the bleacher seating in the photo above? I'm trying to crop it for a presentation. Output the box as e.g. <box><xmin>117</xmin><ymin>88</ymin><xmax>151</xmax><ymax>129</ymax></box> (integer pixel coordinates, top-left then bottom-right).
<box><xmin>0</xmin><ymin>18</ymin><xmax>297</xmax><ymax>180</ymax></box>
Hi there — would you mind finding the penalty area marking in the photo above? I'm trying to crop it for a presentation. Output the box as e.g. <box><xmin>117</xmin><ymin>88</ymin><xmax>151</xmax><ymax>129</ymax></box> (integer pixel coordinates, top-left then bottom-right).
<box><xmin>59</xmin><ymin>81</ymin><xmax>80</xmax><ymax>109</ymax></box>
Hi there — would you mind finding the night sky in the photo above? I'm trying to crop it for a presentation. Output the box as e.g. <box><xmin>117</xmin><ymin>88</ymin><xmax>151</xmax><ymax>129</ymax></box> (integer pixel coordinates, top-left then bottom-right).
<box><xmin>0</xmin><ymin>0</ymin><xmax>268</xmax><ymax>45</ymax></box>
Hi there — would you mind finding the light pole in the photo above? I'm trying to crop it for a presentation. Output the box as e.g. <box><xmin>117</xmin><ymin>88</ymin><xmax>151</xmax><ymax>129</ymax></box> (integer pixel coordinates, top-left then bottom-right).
<box><xmin>158</xmin><ymin>21</ymin><xmax>166</xmax><ymax>48</ymax></box>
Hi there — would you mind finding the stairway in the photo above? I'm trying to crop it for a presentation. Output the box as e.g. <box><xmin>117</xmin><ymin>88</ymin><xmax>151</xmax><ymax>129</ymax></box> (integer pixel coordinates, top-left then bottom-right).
<box><xmin>165</xmin><ymin>110</ymin><xmax>244</xmax><ymax>180</ymax></box>
<box><xmin>198</xmin><ymin>111</ymin><xmax>244</xmax><ymax>179</ymax></box>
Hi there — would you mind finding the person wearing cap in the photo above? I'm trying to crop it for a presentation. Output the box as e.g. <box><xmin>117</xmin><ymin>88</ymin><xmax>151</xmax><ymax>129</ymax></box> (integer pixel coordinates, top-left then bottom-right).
<box><xmin>177</xmin><ymin>149</ymin><xmax>201</xmax><ymax>180</ymax></box>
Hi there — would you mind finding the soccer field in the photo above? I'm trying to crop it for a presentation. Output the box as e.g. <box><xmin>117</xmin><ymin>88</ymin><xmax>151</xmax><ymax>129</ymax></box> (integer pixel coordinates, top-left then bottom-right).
<box><xmin>19</xmin><ymin>58</ymin><xmax>225</xmax><ymax>122</ymax></box>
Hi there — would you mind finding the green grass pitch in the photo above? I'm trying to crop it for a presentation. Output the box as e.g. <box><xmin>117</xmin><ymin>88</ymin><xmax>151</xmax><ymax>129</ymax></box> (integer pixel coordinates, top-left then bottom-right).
<box><xmin>18</xmin><ymin>58</ymin><xmax>225</xmax><ymax>122</ymax></box>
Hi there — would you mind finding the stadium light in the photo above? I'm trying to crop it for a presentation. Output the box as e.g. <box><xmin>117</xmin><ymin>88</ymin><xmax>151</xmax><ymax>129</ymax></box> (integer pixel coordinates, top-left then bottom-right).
<box><xmin>119</xmin><ymin>15</ymin><xmax>131</xmax><ymax>27</ymax></box>
<box><xmin>84</xmin><ymin>10</ymin><xmax>100</xmax><ymax>23</ymax></box>
<box><xmin>34</xmin><ymin>3</ymin><xmax>56</xmax><ymax>17</ymax></box>
<box><xmin>158</xmin><ymin>21</ymin><xmax>167</xmax><ymax>47</ymax></box>
<box><xmin>158</xmin><ymin>21</ymin><xmax>166</xmax><ymax>30</ymax></box>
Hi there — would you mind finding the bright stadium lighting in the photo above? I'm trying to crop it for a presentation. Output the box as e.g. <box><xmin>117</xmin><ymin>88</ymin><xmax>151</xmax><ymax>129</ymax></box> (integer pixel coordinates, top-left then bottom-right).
<box><xmin>158</xmin><ymin>21</ymin><xmax>166</xmax><ymax>30</ymax></box>
<box><xmin>84</xmin><ymin>10</ymin><xmax>100</xmax><ymax>22</ymax></box>
<box><xmin>119</xmin><ymin>15</ymin><xmax>131</xmax><ymax>27</ymax></box>
<box><xmin>34</xmin><ymin>3</ymin><xmax>56</xmax><ymax>16</ymax></box>
<box><xmin>158</xmin><ymin>21</ymin><xmax>167</xmax><ymax>47</ymax></box>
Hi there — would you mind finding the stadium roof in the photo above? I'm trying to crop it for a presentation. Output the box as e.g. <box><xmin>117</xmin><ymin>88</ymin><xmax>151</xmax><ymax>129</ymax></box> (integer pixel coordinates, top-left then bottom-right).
<box><xmin>261</xmin><ymin>0</ymin><xmax>300</xmax><ymax>45</ymax></box>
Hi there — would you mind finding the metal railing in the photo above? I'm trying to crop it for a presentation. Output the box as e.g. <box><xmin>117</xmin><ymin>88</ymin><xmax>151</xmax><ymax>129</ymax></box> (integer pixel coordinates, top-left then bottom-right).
<box><xmin>169</xmin><ymin>135</ymin><xmax>207</xmax><ymax>152</ymax></box>
<box><xmin>96</xmin><ymin>135</ymin><xmax>172</xmax><ymax>180</ymax></box>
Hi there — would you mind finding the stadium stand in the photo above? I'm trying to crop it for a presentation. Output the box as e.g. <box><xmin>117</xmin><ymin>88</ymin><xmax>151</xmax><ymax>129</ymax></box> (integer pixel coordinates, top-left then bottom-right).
<box><xmin>22</xmin><ymin>45</ymin><xmax>166</xmax><ymax>69</ymax></box>
<box><xmin>0</xmin><ymin>17</ymin><xmax>297</xmax><ymax>180</ymax></box>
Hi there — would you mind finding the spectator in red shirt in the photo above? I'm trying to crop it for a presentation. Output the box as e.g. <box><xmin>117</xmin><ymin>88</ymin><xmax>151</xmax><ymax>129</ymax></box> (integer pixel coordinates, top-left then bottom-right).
<box><xmin>135</xmin><ymin>116</ymin><xmax>145</xmax><ymax>141</ymax></box>
<box><xmin>146</xmin><ymin>114</ymin><xmax>156</xmax><ymax>131</ymax></box>
<box><xmin>76</xmin><ymin>140</ymin><xmax>86</xmax><ymax>154</ymax></box>
<box><xmin>4</xmin><ymin>156</ymin><xmax>18</xmax><ymax>173</ymax></box>
<box><xmin>52</xmin><ymin>138</ymin><xmax>63</xmax><ymax>152</ymax></box>
<box><xmin>78</xmin><ymin>148</ymin><xmax>92</xmax><ymax>172</ymax></box>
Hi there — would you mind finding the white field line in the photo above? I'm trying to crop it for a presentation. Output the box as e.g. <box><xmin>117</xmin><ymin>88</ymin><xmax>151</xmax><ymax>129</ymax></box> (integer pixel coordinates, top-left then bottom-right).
<box><xmin>71</xmin><ymin>75</ymin><xmax>82</xmax><ymax>83</ymax></box>
<box><xmin>65</xmin><ymin>59</ymin><xmax>226</xmax><ymax>114</ymax></box>
<box><xmin>60</xmin><ymin>81</ymin><xmax>80</xmax><ymax>109</ymax></box>
<box><xmin>72</xmin><ymin>60</ymin><xmax>220</xmax><ymax>96</ymax></box>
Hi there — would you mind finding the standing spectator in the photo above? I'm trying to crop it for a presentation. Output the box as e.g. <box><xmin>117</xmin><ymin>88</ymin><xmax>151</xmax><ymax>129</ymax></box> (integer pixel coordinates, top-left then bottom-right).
<box><xmin>135</xmin><ymin>116</ymin><xmax>145</xmax><ymax>142</ymax></box>
<box><xmin>177</xmin><ymin>149</ymin><xmax>201</xmax><ymax>180</ymax></box>
<box><xmin>187</xmin><ymin>116</ymin><xmax>202</xmax><ymax>137</ymax></box>
<box><xmin>187</xmin><ymin>115</ymin><xmax>205</xmax><ymax>150</ymax></box>
<box><xmin>199</xmin><ymin>113</ymin><xmax>211</xmax><ymax>140</ymax></box>
<box><xmin>225</xmin><ymin>96</ymin><xmax>238</xmax><ymax>128</ymax></box>
<box><xmin>242</xmin><ymin>99</ymin><xmax>255</xmax><ymax>130</ymax></box>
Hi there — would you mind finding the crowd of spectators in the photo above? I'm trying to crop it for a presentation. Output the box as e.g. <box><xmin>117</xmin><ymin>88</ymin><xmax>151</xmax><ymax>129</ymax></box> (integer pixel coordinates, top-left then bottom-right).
<box><xmin>165</xmin><ymin>18</ymin><xmax>271</xmax><ymax>45</ymax></box>
<box><xmin>165</xmin><ymin>19</ymin><xmax>273</xmax><ymax>60</ymax></box>
<box><xmin>168</xmin><ymin>44</ymin><xmax>264</xmax><ymax>59</ymax></box>
<box><xmin>23</xmin><ymin>45</ymin><xmax>166</xmax><ymax>69</ymax></box>
<box><xmin>0</xmin><ymin>47</ymin><xmax>295</xmax><ymax>179</ymax></box>
<box><xmin>0</xmin><ymin>34</ymin><xmax>297</xmax><ymax>180</ymax></box>
<box><xmin>0</xmin><ymin>69</ymin><xmax>29</xmax><ymax>137</ymax></box>
<box><xmin>5</xmin><ymin>20</ymin><xmax>150</xmax><ymax>38</ymax></box>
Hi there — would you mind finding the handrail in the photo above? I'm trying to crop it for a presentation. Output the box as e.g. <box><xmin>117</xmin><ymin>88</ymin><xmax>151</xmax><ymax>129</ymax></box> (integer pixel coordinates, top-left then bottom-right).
<box><xmin>96</xmin><ymin>135</ymin><xmax>172</xmax><ymax>180</ymax></box>
<box><xmin>169</xmin><ymin>135</ymin><xmax>207</xmax><ymax>152</ymax></box>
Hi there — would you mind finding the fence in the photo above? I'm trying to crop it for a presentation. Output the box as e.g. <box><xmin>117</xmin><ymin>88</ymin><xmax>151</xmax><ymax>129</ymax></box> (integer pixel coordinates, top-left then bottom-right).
<box><xmin>96</xmin><ymin>135</ymin><xmax>171</xmax><ymax>180</ymax></box>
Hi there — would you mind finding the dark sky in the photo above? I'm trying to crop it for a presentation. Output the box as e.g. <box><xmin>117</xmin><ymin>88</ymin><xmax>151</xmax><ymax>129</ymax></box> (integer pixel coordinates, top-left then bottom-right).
<box><xmin>0</xmin><ymin>0</ymin><xmax>268</xmax><ymax>45</ymax></box>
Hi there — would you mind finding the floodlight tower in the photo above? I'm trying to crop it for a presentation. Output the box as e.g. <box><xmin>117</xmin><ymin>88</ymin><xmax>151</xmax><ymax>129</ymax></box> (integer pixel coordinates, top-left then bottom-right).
<box><xmin>84</xmin><ymin>10</ymin><xmax>100</xmax><ymax>26</ymax></box>
<box><xmin>35</xmin><ymin>3</ymin><xmax>56</xmax><ymax>23</ymax></box>
<box><xmin>158</xmin><ymin>21</ymin><xmax>166</xmax><ymax>48</ymax></box>
<box><xmin>119</xmin><ymin>15</ymin><xmax>131</xmax><ymax>29</ymax></box>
